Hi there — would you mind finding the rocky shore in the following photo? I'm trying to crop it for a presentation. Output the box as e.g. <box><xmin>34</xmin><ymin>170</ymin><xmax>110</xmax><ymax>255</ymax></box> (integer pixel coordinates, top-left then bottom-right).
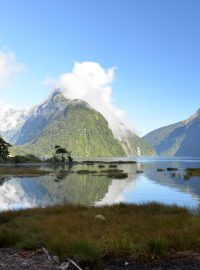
<box><xmin>0</xmin><ymin>248</ymin><xmax>200</xmax><ymax>270</ymax></box>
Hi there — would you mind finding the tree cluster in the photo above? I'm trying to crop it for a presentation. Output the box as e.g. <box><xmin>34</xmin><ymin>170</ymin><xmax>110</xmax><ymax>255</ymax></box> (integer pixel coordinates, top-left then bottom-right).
<box><xmin>54</xmin><ymin>145</ymin><xmax>73</xmax><ymax>162</ymax></box>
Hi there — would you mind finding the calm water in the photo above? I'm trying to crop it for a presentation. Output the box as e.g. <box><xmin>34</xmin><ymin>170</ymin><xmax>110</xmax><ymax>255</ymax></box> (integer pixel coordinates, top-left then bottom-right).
<box><xmin>1</xmin><ymin>157</ymin><xmax>200</xmax><ymax>211</ymax></box>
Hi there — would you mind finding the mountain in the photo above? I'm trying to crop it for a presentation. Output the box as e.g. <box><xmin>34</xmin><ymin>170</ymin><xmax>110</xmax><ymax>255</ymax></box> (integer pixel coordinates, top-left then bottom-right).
<box><xmin>2</xmin><ymin>91</ymin><xmax>155</xmax><ymax>158</ymax></box>
<box><xmin>143</xmin><ymin>109</ymin><xmax>200</xmax><ymax>157</ymax></box>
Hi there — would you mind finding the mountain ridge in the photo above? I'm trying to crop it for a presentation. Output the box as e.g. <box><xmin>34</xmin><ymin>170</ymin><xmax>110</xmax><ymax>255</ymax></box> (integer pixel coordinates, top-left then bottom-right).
<box><xmin>143</xmin><ymin>108</ymin><xmax>200</xmax><ymax>157</ymax></box>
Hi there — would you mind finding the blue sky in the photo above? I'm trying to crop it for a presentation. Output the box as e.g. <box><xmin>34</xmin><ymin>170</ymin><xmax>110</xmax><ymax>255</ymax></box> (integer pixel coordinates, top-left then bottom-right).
<box><xmin>0</xmin><ymin>0</ymin><xmax>200</xmax><ymax>135</ymax></box>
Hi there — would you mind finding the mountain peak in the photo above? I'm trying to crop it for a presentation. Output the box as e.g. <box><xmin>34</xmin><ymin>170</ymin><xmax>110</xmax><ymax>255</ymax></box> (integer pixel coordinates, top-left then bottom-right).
<box><xmin>42</xmin><ymin>89</ymin><xmax>93</xmax><ymax>108</ymax></box>
<box><xmin>191</xmin><ymin>108</ymin><xmax>200</xmax><ymax>118</ymax></box>
<box><xmin>196</xmin><ymin>108</ymin><xmax>200</xmax><ymax>116</ymax></box>
<box><xmin>184</xmin><ymin>108</ymin><xmax>200</xmax><ymax>125</ymax></box>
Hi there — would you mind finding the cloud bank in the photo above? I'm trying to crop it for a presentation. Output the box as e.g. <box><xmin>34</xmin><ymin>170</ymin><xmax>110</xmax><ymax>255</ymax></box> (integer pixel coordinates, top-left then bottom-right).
<box><xmin>0</xmin><ymin>50</ymin><xmax>24</xmax><ymax>86</ymax></box>
<box><xmin>0</xmin><ymin>101</ymin><xmax>27</xmax><ymax>132</ymax></box>
<box><xmin>45</xmin><ymin>61</ymin><xmax>129</xmax><ymax>138</ymax></box>
<box><xmin>0</xmin><ymin>50</ymin><xmax>26</xmax><ymax>132</ymax></box>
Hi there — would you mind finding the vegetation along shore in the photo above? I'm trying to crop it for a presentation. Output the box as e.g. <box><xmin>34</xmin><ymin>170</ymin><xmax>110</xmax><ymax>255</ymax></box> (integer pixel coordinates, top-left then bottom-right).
<box><xmin>0</xmin><ymin>203</ymin><xmax>199</xmax><ymax>269</ymax></box>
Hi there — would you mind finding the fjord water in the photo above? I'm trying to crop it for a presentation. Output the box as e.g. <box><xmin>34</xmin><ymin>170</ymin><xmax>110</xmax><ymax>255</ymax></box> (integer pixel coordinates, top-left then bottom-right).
<box><xmin>1</xmin><ymin>157</ymin><xmax>200</xmax><ymax>211</ymax></box>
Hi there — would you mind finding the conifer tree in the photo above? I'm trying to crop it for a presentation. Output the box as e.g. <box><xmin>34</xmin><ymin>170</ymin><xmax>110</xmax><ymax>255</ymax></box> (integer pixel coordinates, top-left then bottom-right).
<box><xmin>0</xmin><ymin>137</ymin><xmax>11</xmax><ymax>161</ymax></box>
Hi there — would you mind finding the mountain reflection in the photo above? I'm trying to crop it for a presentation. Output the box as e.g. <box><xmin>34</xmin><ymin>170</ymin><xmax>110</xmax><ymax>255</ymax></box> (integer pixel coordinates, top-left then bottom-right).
<box><xmin>148</xmin><ymin>171</ymin><xmax>200</xmax><ymax>202</ymax></box>
<box><xmin>0</xmin><ymin>160</ymin><xmax>200</xmax><ymax>211</ymax></box>
<box><xmin>0</xmin><ymin>173</ymin><xmax>113</xmax><ymax>210</ymax></box>
<box><xmin>96</xmin><ymin>178</ymin><xmax>137</xmax><ymax>205</ymax></box>
<box><xmin>0</xmin><ymin>179</ymin><xmax>37</xmax><ymax>211</ymax></box>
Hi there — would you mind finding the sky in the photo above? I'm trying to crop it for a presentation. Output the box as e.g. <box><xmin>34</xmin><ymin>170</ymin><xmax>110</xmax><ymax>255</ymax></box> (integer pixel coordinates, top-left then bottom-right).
<box><xmin>0</xmin><ymin>0</ymin><xmax>200</xmax><ymax>135</ymax></box>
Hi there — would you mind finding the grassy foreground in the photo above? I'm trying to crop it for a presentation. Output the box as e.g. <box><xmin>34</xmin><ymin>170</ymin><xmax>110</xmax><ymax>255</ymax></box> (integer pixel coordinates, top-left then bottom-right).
<box><xmin>0</xmin><ymin>203</ymin><xmax>199</xmax><ymax>265</ymax></box>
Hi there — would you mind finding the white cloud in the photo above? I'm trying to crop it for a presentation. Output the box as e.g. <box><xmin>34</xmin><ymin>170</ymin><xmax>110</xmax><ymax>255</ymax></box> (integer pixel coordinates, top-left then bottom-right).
<box><xmin>0</xmin><ymin>101</ymin><xmax>27</xmax><ymax>132</ymax></box>
<box><xmin>44</xmin><ymin>61</ymin><xmax>129</xmax><ymax>138</ymax></box>
<box><xmin>0</xmin><ymin>50</ymin><xmax>24</xmax><ymax>86</ymax></box>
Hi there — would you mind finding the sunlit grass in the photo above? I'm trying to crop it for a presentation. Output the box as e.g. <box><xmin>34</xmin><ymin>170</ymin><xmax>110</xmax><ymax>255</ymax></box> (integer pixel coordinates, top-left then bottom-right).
<box><xmin>0</xmin><ymin>203</ymin><xmax>199</xmax><ymax>264</ymax></box>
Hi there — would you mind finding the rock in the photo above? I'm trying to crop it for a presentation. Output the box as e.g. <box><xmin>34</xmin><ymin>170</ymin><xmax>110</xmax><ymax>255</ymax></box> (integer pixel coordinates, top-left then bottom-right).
<box><xmin>42</xmin><ymin>247</ymin><xmax>51</xmax><ymax>261</ymax></box>
<box><xmin>166</xmin><ymin>168</ymin><xmax>178</xmax><ymax>171</ymax></box>
<box><xmin>53</xmin><ymin>256</ymin><xmax>60</xmax><ymax>264</ymax></box>
<box><xmin>0</xmin><ymin>248</ymin><xmax>56</xmax><ymax>269</ymax></box>
<box><xmin>57</xmin><ymin>259</ymin><xmax>82</xmax><ymax>270</ymax></box>
<box><xmin>57</xmin><ymin>261</ymin><xmax>70</xmax><ymax>270</ymax></box>
<box><xmin>136</xmin><ymin>170</ymin><xmax>143</xmax><ymax>173</ymax></box>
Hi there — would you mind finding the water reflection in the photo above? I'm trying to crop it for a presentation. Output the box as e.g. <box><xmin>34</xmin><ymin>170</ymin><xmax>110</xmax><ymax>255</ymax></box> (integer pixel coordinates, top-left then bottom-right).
<box><xmin>0</xmin><ymin>178</ymin><xmax>37</xmax><ymax>211</ymax></box>
<box><xmin>0</xmin><ymin>160</ymin><xmax>199</xmax><ymax>211</ymax></box>
<box><xmin>96</xmin><ymin>178</ymin><xmax>137</xmax><ymax>205</ymax></box>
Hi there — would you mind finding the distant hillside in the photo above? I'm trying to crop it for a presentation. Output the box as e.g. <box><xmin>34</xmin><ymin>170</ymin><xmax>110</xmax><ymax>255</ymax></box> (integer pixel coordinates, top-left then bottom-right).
<box><xmin>121</xmin><ymin>129</ymin><xmax>156</xmax><ymax>157</ymax></box>
<box><xmin>143</xmin><ymin>109</ymin><xmax>200</xmax><ymax>157</ymax></box>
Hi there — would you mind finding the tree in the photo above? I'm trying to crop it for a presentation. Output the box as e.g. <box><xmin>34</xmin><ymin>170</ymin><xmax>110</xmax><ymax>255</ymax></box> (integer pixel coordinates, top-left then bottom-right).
<box><xmin>66</xmin><ymin>151</ymin><xmax>73</xmax><ymax>162</ymax></box>
<box><xmin>0</xmin><ymin>137</ymin><xmax>11</xmax><ymax>161</ymax></box>
<box><xmin>54</xmin><ymin>146</ymin><xmax>73</xmax><ymax>162</ymax></box>
<box><xmin>55</xmin><ymin>146</ymin><xmax>67</xmax><ymax>162</ymax></box>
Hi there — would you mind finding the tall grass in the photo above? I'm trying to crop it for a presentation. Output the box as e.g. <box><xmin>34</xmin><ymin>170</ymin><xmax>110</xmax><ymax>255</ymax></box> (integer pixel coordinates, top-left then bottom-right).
<box><xmin>0</xmin><ymin>203</ymin><xmax>199</xmax><ymax>264</ymax></box>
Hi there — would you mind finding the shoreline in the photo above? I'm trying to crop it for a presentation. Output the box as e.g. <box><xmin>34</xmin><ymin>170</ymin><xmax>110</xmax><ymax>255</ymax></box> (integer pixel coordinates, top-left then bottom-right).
<box><xmin>0</xmin><ymin>160</ymin><xmax>137</xmax><ymax>166</ymax></box>
<box><xmin>0</xmin><ymin>248</ymin><xmax>200</xmax><ymax>269</ymax></box>
<box><xmin>0</xmin><ymin>160</ymin><xmax>135</xmax><ymax>176</ymax></box>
